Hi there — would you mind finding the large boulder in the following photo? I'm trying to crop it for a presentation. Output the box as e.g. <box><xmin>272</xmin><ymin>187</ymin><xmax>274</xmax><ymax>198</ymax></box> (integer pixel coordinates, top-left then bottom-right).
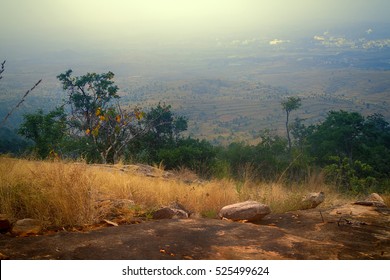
<box><xmin>218</xmin><ymin>201</ymin><xmax>271</xmax><ymax>222</ymax></box>
<box><xmin>300</xmin><ymin>192</ymin><xmax>325</xmax><ymax>210</ymax></box>
<box><xmin>11</xmin><ymin>218</ymin><xmax>42</xmax><ymax>236</ymax></box>
<box><xmin>354</xmin><ymin>193</ymin><xmax>387</xmax><ymax>208</ymax></box>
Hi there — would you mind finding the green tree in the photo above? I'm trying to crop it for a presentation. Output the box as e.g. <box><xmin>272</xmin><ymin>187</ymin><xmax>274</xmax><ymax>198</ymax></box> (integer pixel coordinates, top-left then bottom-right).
<box><xmin>157</xmin><ymin>138</ymin><xmax>216</xmax><ymax>176</ymax></box>
<box><xmin>57</xmin><ymin>70</ymin><xmax>145</xmax><ymax>163</ymax></box>
<box><xmin>215</xmin><ymin>131</ymin><xmax>290</xmax><ymax>182</ymax></box>
<box><xmin>57</xmin><ymin>70</ymin><xmax>119</xmax><ymax>134</ymax></box>
<box><xmin>127</xmin><ymin>103</ymin><xmax>188</xmax><ymax>164</ymax></box>
<box><xmin>308</xmin><ymin>110</ymin><xmax>365</xmax><ymax>163</ymax></box>
<box><xmin>306</xmin><ymin>110</ymin><xmax>390</xmax><ymax>191</ymax></box>
<box><xmin>361</xmin><ymin>113</ymin><xmax>390</xmax><ymax>179</ymax></box>
<box><xmin>323</xmin><ymin>156</ymin><xmax>377</xmax><ymax>193</ymax></box>
<box><xmin>144</xmin><ymin>103</ymin><xmax>187</xmax><ymax>146</ymax></box>
<box><xmin>0</xmin><ymin>127</ymin><xmax>30</xmax><ymax>155</ymax></box>
<box><xmin>18</xmin><ymin>107</ymin><xmax>67</xmax><ymax>159</ymax></box>
<box><xmin>254</xmin><ymin>131</ymin><xmax>290</xmax><ymax>181</ymax></box>
<box><xmin>290</xmin><ymin>117</ymin><xmax>313</xmax><ymax>151</ymax></box>
<box><xmin>218</xmin><ymin>142</ymin><xmax>255</xmax><ymax>180</ymax></box>
<box><xmin>281</xmin><ymin>96</ymin><xmax>301</xmax><ymax>152</ymax></box>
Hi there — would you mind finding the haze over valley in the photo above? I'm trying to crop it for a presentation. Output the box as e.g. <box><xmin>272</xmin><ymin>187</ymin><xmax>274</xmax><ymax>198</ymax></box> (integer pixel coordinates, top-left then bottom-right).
<box><xmin>1</xmin><ymin>0</ymin><xmax>390</xmax><ymax>143</ymax></box>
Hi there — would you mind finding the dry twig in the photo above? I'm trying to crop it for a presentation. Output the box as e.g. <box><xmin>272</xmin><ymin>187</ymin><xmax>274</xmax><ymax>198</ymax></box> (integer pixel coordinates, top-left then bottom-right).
<box><xmin>0</xmin><ymin>79</ymin><xmax>43</xmax><ymax>127</ymax></box>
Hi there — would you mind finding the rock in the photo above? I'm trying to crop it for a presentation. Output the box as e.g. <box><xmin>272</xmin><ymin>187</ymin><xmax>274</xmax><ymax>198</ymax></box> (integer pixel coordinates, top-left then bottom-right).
<box><xmin>131</xmin><ymin>164</ymin><xmax>173</xmax><ymax>179</ymax></box>
<box><xmin>218</xmin><ymin>201</ymin><xmax>271</xmax><ymax>222</ymax></box>
<box><xmin>301</xmin><ymin>192</ymin><xmax>325</xmax><ymax>209</ymax></box>
<box><xmin>152</xmin><ymin>201</ymin><xmax>192</xmax><ymax>220</ymax></box>
<box><xmin>0</xmin><ymin>214</ymin><xmax>11</xmax><ymax>233</ymax></box>
<box><xmin>11</xmin><ymin>218</ymin><xmax>42</xmax><ymax>236</ymax></box>
<box><xmin>354</xmin><ymin>193</ymin><xmax>387</xmax><ymax>208</ymax></box>
<box><xmin>102</xmin><ymin>219</ymin><xmax>119</xmax><ymax>227</ymax></box>
<box><xmin>152</xmin><ymin>207</ymin><xmax>189</xmax><ymax>219</ymax></box>
<box><xmin>169</xmin><ymin>201</ymin><xmax>191</xmax><ymax>214</ymax></box>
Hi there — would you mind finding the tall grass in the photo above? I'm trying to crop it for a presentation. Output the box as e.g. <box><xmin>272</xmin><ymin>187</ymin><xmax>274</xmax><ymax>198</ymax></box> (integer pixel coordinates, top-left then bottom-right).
<box><xmin>0</xmin><ymin>156</ymin><xmax>352</xmax><ymax>229</ymax></box>
<box><xmin>0</xmin><ymin>157</ymin><xmax>96</xmax><ymax>227</ymax></box>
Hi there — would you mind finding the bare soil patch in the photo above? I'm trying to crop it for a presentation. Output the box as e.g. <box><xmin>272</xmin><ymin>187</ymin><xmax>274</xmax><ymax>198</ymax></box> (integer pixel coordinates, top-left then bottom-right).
<box><xmin>0</xmin><ymin>204</ymin><xmax>389</xmax><ymax>260</ymax></box>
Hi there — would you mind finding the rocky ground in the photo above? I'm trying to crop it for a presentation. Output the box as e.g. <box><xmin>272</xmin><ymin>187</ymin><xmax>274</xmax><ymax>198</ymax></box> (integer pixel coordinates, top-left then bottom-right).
<box><xmin>0</xmin><ymin>203</ymin><xmax>389</xmax><ymax>260</ymax></box>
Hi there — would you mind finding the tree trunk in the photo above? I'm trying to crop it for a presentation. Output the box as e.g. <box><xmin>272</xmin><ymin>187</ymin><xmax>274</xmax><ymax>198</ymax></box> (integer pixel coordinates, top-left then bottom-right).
<box><xmin>286</xmin><ymin>110</ymin><xmax>292</xmax><ymax>152</ymax></box>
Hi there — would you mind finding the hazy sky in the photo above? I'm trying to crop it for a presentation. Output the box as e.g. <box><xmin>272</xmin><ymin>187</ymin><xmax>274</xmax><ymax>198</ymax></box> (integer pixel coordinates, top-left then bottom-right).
<box><xmin>1</xmin><ymin>0</ymin><xmax>389</xmax><ymax>55</ymax></box>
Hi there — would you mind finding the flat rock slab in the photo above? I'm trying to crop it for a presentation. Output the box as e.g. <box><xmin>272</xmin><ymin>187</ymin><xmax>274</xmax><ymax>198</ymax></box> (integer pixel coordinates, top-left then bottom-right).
<box><xmin>0</xmin><ymin>204</ymin><xmax>389</xmax><ymax>260</ymax></box>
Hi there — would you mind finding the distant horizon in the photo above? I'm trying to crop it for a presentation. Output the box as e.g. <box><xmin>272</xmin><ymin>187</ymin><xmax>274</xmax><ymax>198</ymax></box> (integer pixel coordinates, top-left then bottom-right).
<box><xmin>1</xmin><ymin>0</ymin><xmax>390</xmax><ymax>136</ymax></box>
<box><xmin>2</xmin><ymin>22</ymin><xmax>390</xmax><ymax>60</ymax></box>
<box><xmin>1</xmin><ymin>0</ymin><xmax>390</xmax><ymax>59</ymax></box>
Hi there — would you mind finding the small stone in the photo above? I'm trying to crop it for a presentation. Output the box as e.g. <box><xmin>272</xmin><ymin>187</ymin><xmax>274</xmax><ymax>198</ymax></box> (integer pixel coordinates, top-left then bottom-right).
<box><xmin>301</xmin><ymin>192</ymin><xmax>325</xmax><ymax>209</ymax></box>
<box><xmin>153</xmin><ymin>207</ymin><xmax>189</xmax><ymax>219</ymax></box>
<box><xmin>102</xmin><ymin>219</ymin><xmax>119</xmax><ymax>227</ymax></box>
<box><xmin>11</xmin><ymin>218</ymin><xmax>42</xmax><ymax>236</ymax></box>
<box><xmin>169</xmin><ymin>201</ymin><xmax>191</xmax><ymax>215</ymax></box>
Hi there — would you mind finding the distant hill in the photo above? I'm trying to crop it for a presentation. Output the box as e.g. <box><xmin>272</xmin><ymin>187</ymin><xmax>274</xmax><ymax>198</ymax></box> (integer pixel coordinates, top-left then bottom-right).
<box><xmin>1</xmin><ymin>26</ymin><xmax>390</xmax><ymax>143</ymax></box>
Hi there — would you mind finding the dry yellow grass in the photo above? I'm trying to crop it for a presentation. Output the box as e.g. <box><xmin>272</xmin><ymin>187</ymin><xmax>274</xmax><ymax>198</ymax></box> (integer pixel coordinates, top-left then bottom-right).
<box><xmin>0</xmin><ymin>156</ymin><xmax>353</xmax><ymax>229</ymax></box>
<box><xmin>382</xmin><ymin>194</ymin><xmax>390</xmax><ymax>207</ymax></box>
<box><xmin>0</xmin><ymin>157</ymin><xmax>96</xmax><ymax>228</ymax></box>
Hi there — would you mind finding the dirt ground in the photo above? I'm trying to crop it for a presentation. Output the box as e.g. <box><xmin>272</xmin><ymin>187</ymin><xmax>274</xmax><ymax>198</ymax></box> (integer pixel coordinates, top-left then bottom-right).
<box><xmin>0</xmin><ymin>204</ymin><xmax>389</xmax><ymax>260</ymax></box>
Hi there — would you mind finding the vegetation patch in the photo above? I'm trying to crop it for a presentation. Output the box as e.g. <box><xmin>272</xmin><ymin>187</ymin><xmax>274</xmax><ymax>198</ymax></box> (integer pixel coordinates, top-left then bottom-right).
<box><xmin>0</xmin><ymin>157</ymin><xmax>352</xmax><ymax>229</ymax></box>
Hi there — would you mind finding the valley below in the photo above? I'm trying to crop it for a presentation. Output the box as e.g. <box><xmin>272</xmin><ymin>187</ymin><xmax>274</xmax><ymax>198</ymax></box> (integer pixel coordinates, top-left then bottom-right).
<box><xmin>2</xmin><ymin>37</ymin><xmax>390</xmax><ymax>144</ymax></box>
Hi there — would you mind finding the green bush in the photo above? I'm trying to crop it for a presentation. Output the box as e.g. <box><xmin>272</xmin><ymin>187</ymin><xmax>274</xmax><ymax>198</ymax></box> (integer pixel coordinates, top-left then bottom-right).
<box><xmin>323</xmin><ymin>156</ymin><xmax>378</xmax><ymax>193</ymax></box>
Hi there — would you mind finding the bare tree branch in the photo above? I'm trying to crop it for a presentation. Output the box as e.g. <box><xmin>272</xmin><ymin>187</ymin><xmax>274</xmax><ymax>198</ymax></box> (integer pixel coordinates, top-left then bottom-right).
<box><xmin>0</xmin><ymin>78</ymin><xmax>42</xmax><ymax>128</ymax></box>
<box><xmin>0</xmin><ymin>60</ymin><xmax>5</xmax><ymax>80</ymax></box>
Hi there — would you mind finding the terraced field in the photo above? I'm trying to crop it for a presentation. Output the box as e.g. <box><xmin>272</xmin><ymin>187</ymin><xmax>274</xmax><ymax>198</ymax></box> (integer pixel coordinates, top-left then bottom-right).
<box><xmin>2</xmin><ymin>48</ymin><xmax>390</xmax><ymax>145</ymax></box>
<box><xmin>116</xmin><ymin>66</ymin><xmax>390</xmax><ymax>144</ymax></box>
